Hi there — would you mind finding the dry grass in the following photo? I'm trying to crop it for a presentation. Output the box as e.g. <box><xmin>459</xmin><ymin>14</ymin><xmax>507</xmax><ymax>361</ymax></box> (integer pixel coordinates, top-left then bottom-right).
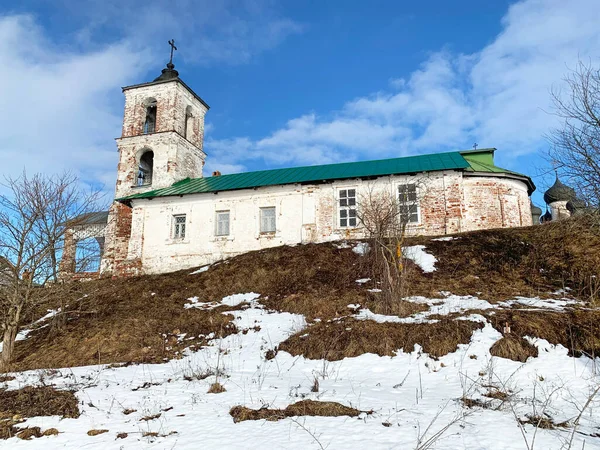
<box><xmin>0</xmin><ymin>386</ymin><xmax>78</xmax><ymax>440</ymax></box>
<box><xmin>490</xmin><ymin>335</ymin><xmax>538</xmax><ymax>362</ymax></box>
<box><xmin>405</xmin><ymin>216</ymin><xmax>600</xmax><ymax>302</ymax></box>
<box><xmin>461</xmin><ymin>397</ymin><xmax>491</xmax><ymax>409</ymax></box>
<box><xmin>519</xmin><ymin>415</ymin><xmax>569</xmax><ymax>430</ymax></box>
<box><xmin>87</xmin><ymin>429</ymin><xmax>109</xmax><ymax>436</ymax></box>
<box><xmin>7</xmin><ymin>217</ymin><xmax>600</xmax><ymax>371</ymax></box>
<box><xmin>0</xmin><ymin>386</ymin><xmax>79</xmax><ymax>419</ymax></box>
<box><xmin>207</xmin><ymin>382</ymin><xmax>226</xmax><ymax>394</ymax></box>
<box><xmin>230</xmin><ymin>400</ymin><xmax>366</xmax><ymax>423</ymax></box>
<box><xmin>279</xmin><ymin>317</ymin><xmax>483</xmax><ymax>361</ymax></box>
<box><xmin>487</xmin><ymin>309</ymin><xmax>600</xmax><ymax>358</ymax></box>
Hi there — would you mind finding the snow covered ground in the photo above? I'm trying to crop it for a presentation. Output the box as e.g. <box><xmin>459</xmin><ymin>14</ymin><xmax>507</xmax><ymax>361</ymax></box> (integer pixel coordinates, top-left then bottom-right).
<box><xmin>3</xmin><ymin>290</ymin><xmax>600</xmax><ymax>450</ymax></box>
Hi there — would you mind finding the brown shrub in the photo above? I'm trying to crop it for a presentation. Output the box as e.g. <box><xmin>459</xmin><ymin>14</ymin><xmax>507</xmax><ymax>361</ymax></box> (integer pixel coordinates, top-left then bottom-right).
<box><xmin>230</xmin><ymin>400</ymin><xmax>365</xmax><ymax>423</ymax></box>
<box><xmin>207</xmin><ymin>382</ymin><xmax>226</xmax><ymax>394</ymax></box>
<box><xmin>0</xmin><ymin>386</ymin><xmax>79</xmax><ymax>420</ymax></box>
<box><xmin>16</xmin><ymin>427</ymin><xmax>42</xmax><ymax>440</ymax></box>
<box><xmin>490</xmin><ymin>336</ymin><xmax>538</xmax><ymax>362</ymax></box>
<box><xmin>42</xmin><ymin>428</ymin><xmax>59</xmax><ymax>436</ymax></box>
<box><xmin>279</xmin><ymin>318</ymin><xmax>483</xmax><ymax>361</ymax></box>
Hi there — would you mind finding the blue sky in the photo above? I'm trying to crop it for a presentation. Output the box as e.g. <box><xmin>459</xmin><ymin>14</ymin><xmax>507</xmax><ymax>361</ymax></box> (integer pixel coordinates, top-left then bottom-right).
<box><xmin>1</xmin><ymin>0</ymin><xmax>599</xmax><ymax>207</ymax></box>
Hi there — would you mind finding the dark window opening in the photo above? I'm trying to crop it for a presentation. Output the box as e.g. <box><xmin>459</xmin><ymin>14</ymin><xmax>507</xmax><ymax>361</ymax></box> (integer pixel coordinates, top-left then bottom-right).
<box><xmin>137</xmin><ymin>151</ymin><xmax>154</xmax><ymax>186</ymax></box>
<box><xmin>143</xmin><ymin>100</ymin><xmax>157</xmax><ymax>134</ymax></box>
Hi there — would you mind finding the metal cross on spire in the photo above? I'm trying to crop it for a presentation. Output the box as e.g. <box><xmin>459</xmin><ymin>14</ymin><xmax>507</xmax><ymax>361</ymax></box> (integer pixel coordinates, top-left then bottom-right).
<box><xmin>168</xmin><ymin>39</ymin><xmax>177</xmax><ymax>65</ymax></box>
<box><xmin>473</xmin><ymin>143</ymin><xmax>478</xmax><ymax>150</ymax></box>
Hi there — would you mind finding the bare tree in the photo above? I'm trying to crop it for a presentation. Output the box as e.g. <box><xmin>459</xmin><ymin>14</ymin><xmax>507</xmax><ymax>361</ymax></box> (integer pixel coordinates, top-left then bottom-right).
<box><xmin>356</xmin><ymin>181</ymin><xmax>425</xmax><ymax>314</ymax></box>
<box><xmin>0</xmin><ymin>172</ymin><xmax>101</xmax><ymax>370</ymax></box>
<box><xmin>548</xmin><ymin>59</ymin><xmax>600</xmax><ymax>209</ymax></box>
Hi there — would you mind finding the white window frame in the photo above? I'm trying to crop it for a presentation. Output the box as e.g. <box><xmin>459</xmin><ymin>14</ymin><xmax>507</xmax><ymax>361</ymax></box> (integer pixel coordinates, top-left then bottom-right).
<box><xmin>215</xmin><ymin>210</ymin><xmax>230</xmax><ymax>236</ymax></box>
<box><xmin>260</xmin><ymin>207</ymin><xmax>276</xmax><ymax>233</ymax></box>
<box><xmin>338</xmin><ymin>188</ymin><xmax>358</xmax><ymax>228</ymax></box>
<box><xmin>397</xmin><ymin>183</ymin><xmax>420</xmax><ymax>225</ymax></box>
<box><xmin>172</xmin><ymin>214</ymin><xmax>187</xmax><ymax>239</ymax></box>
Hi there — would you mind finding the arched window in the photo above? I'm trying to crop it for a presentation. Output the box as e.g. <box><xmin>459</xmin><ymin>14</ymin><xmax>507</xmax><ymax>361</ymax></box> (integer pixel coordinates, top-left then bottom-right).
<box><xmin>143</xmin><ymin>98</ymin><xmax>157</xmax><ymax>134</ymax></box>
<box><xmin>137</xmin><ymin>151</ymin><xmax>154</xmax><ymax>186</ymax></box>
<box><xmin>184</xmin><ymin>105</ymin><xmax>193</xmax><ymax>139</ymax></box>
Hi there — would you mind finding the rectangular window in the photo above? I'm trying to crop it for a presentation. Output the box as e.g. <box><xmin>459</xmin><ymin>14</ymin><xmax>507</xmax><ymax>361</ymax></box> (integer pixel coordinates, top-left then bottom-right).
<box><xmin>172</xmin><ymin>214</ymin><xmax>186</xmax><ymax>239</ymax></box>
<box><xmin>216</xmin><ymin>211</ymin><xmax>230</xmax><ymax>236</ymax></box>
<box><xmin>260</xmin><ymin>207</ymin><xmax>276</xmax><ymax>233</ymax></box>
<box><xmin>339</xmin><ymin>189</ymin><xmax>357</xmax><ymax>227</ymax></box>
<box><xmin>398</xmin><ymin>184</ymin><xmax>419</xmax><ymax>224</ymax></box>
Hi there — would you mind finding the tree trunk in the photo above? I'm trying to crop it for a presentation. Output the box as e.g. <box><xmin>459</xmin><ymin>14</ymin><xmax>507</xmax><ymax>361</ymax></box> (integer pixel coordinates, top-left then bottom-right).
<box><xmin>1</xmin><ymin>324</ymin><xmax>17</xmax><ymax>372</ymax></box>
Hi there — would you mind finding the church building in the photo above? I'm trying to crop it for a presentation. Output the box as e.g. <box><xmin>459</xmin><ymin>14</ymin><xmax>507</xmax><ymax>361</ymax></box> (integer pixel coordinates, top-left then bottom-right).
<box><xmin>59</xmin><ymin>55</ymin><xmax>537</xmax><ymax>279</ymax></box>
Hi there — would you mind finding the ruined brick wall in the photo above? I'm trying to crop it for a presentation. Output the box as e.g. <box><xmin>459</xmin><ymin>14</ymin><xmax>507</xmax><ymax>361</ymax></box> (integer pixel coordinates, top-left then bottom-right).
<box><xmin>100</xmin><ymin>202</ymin><xmax>140</xmax><ymax>276</ymax></box>
<box><xmin>462</xmin><ymin>176</ymin><xmax>532</xmax><ymax>232</ymax></box>
<box><xmin>58</xmin><ymin>229</ymin><xmax>76</xmax><ymax>278</ymax></box>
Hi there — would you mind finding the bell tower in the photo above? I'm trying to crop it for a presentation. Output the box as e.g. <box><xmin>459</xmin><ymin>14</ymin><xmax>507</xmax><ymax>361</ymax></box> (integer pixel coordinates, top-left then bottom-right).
<box><xmin>101</xmin><ymin>41</ymin><xmax>209</xmax><ymax>276</ymax></box>
<box><xmin>114</xmin><ymin>41</ymin><xmax>209</xmax><ymax>199</ymax></box>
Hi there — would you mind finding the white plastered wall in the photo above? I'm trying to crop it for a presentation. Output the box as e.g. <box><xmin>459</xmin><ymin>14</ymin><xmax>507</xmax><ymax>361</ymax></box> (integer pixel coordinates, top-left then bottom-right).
<box><xmin>128</xmin><ymin>171</ymin><xmax>462</xmax><ymax>274</ymax></box>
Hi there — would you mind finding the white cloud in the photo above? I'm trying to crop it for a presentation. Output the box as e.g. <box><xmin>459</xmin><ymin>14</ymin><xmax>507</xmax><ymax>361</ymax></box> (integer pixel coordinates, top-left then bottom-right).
<box><xmin>0</xmin><ymin>2</ymin><xmax>302</xmax><ymax>193</ymax></box>
<box><xmin>207</xmin><ymin>0</ymin><xmax>600</xmax><ymax>175</ymax></box>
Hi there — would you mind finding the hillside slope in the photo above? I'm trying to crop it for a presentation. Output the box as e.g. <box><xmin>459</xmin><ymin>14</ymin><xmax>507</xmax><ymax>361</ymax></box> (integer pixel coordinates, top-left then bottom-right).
<box><xmin>1</xmin><ymin>218</ymin><xmax>600</xmax><ymax>448</ymax></box>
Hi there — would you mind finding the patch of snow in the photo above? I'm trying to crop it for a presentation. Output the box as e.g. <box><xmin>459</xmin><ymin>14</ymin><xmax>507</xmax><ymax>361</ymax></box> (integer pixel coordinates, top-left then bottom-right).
<box><xmin>347</xmin><ymin>304</ymin><xmax>361</xmax><ymax>310</ymax></box>
<box><xmin>189</xmin><ymin>265</ymin><xmax>210</xmax><ymax>275</ymax></box>
<box><xmin>355</xmin><ymin>278</ymin><xmax>370</xmax><ymax>284</ymax></box>
<box><xmin>404</xmin><ymin>245</ymin><xmax>437</xmax><ymax>272</ymax></box>
<box><xmin>499</xmin><ymin>296</ymin><xmax>581</xmax><ymax>310</ymax></box>
<box><xmin>355</xmin><ymin>295</ymin><xmax>497</xmax><ymax>325</ymax></box>
<box><xmin>184</xmin><ymin>292</ymin><xmax>261</xmax><ymax>310</ymax></box>
<box><xmin>221</xmin><ymin>292</ymin><xmax>260</xmax><ymax>307</ymax></box>
<box><xmin>367</xmin><ymin>288</ymin><xmax>382</xmax><ymax>293</ymax></box>
<box><xmin>431</xmin><ymin>236</ymin><xmax>456</xmax><ymax>242</ymax></box>
<box><xmin>352</xmin><ymin>242</ymin><xmax>370</xmax><ymax>255</ymax></box>
<box><xmin>4</xmin><ymin>295</ymin><xmax>600</xmax><ymax>449</ymax></box>
<box><xmin>334</xmin><ymin>241</ymin><xmax>351</xmax><ymax>249</ymax></box>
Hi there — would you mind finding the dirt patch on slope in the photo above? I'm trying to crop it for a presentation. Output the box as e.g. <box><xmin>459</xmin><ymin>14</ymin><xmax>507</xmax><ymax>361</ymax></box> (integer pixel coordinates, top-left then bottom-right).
<box><xmin>279</xmin><ymin>317</ymin><xmax>483</xmax><ymax>360</ymax></box>
<box><xmin>487</xmin><ymin>309</ymin><xmax>600</xmax><ymax>358</ymax></box>
<box><xmin>230</xmin><ymin>400</ymin><xmax>365</xmax><ymax>422</ymax></box>
<box><xmin>8</xmin><ymin>217</ymin><xmax>600</xmax><ymax>371</ymax></box>
<box><xmin>406</xmin><ymin>217</ymin><xmax>600</xmax><ymax>302</ymax></box>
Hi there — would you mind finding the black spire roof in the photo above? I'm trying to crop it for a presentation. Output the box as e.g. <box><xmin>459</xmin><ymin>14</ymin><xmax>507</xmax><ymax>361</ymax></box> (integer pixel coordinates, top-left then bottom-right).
<box><xmin>153</xmin><ymin>62</ymin><xmax>179</xmax><ymax>82</ymax></box>
<box><xmin>540</xmin><ymin>209</ymin><xmax>553</xmax><ymax>223</ymax></box>
<box><xmin>543</xmin><ymin>174</ymin><xmax>576</xmax><ymax>204</ymax></box>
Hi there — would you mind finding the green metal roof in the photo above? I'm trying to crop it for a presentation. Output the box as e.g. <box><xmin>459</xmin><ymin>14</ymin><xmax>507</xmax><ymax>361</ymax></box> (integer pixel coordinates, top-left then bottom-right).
<box><xmin>119</xmin><ymin>148</ymin><xmax>534</xmax><ymax>201</ymax></box>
